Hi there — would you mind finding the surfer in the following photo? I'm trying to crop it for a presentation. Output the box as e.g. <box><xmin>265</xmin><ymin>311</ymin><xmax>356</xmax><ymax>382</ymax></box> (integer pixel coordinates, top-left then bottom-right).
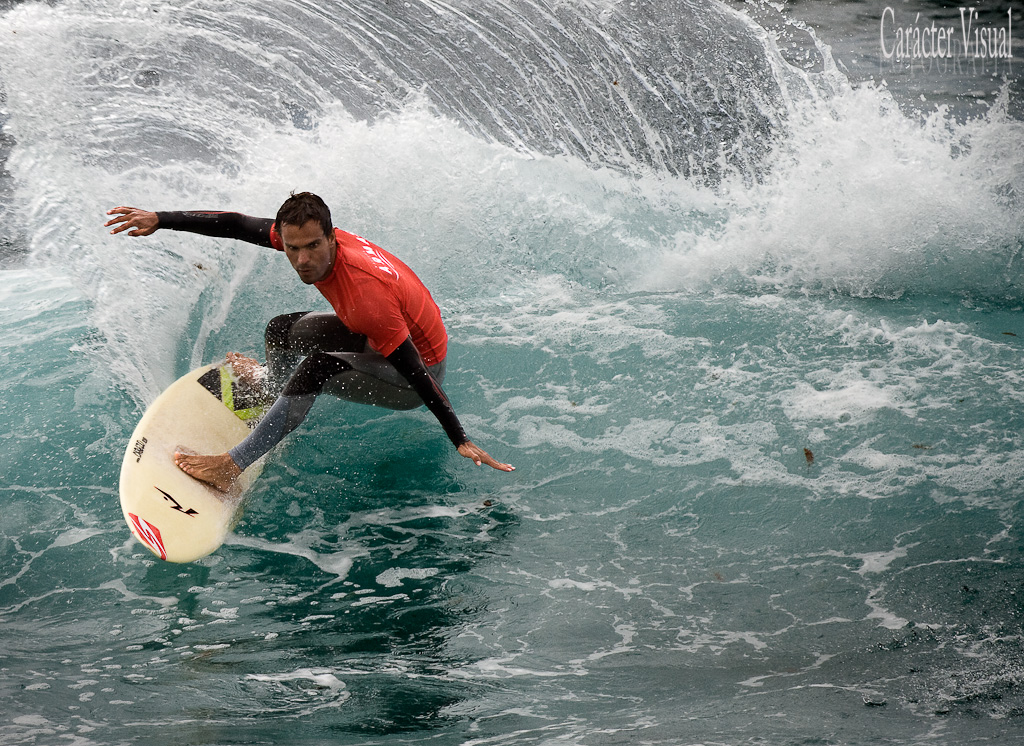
<box><xmin>105</xmin><ymin>192</ymin><xmax>514</xmax><ymax>491</ymax></box>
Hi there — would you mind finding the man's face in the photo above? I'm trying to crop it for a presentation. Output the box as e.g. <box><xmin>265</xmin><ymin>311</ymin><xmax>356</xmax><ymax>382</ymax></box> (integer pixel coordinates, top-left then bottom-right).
<box><xmin>280</xmin><ymin>220</ymin><xmax>336</xmax><ymax>284</ymax></box>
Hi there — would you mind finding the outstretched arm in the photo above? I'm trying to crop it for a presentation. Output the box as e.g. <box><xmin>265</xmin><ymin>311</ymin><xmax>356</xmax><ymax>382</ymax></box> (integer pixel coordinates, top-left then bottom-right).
<box><xmin>105</xmin><ymin>207</ymin><xmax>276</xmax><ymax>248</ymax></box>
<box><xmin>386</xmin><ymin>338</ymin><xmax>514</xmax><ymax>472</ymax></box>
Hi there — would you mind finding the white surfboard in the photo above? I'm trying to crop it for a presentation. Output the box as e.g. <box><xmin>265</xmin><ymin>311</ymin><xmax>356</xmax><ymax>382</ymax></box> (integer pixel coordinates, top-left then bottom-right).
<box><xmin>119</xmin><ymin>361</ymin><xmax>267</xmax><ymax>563</ymax></box>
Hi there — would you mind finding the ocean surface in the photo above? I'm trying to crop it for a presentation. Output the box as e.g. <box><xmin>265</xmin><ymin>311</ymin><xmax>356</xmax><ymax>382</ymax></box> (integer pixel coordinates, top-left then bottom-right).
<box><xmin>1</xmin><ymin>0</ymin><xmax>1023</xmax><ymax>743</ymax></box>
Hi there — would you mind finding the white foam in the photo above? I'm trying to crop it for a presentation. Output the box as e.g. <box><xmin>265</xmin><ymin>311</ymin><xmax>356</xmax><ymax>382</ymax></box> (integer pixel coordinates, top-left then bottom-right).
<box><xmin>48</xmin><ymin>527</ymin><xmax>106</xmax><ymax>550</ymax></box>
<box><xmin>224</xmin><ymin>533</ymin><xmax>362</xmax><ymax>578</ymax></box>
<box><xmin>376</xmin><ymin>567</ymin><xmax>440</xmax><ymax>588</ymax></box>
<box><xmin>548</xmin><ymin>578</ymin><xmax>606</xmax><ymax>592</ymax></box>
<box><xmin>854</xmin><ymin>545</ymin><xmax>915</xmax><ymax>576</ymax></box>
<box><xmin>778</xmin><ymin>378</ymin><xmax>913</xmax><ymax>425</ymax></box>
<box><xmin>449</xmin><ymin>656</ymin><xmax>580</xmax><ymax>680</ymax></box>
<box><xmin>351</xmin><ymin>593</ymin><xmax>409</xmax><ymax>607</ymax></box>
<box><xmin>247</xmin><ymin>668</ymin><xmax>347</xmax><ymax>690</ymax></box>
<box><xmin>864</xmin><ymin>585</ymin><xmax>910</xmax><ymax>630</ymax></box>
<box><xmin>643</xmin><ymin>84</ymin><xmax>1024</xmax><ymax>300</ymax></box>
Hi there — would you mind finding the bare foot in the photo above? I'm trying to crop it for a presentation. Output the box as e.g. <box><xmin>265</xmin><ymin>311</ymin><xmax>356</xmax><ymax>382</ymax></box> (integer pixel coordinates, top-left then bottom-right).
<box><xmin>174</xmin><ymin>451</ymin><xmax>242</xmax><ymax>493</ymax></box>
<box><xmin>225</xmin><ymin>352</ymin><xmax>267</xmax><ymax>390</ymax></box>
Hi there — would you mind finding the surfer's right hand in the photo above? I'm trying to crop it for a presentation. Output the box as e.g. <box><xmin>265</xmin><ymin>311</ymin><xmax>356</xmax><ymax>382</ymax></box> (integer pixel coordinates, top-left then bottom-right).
<box><xmin>105</xmin><ymin>206</ymin><xmax>159</xmax><ymax>236</ymax></box>
<box><xmin>458</xmin><ymin>441</ymin><xmax>515</xmax><ymax>472</ymax></box>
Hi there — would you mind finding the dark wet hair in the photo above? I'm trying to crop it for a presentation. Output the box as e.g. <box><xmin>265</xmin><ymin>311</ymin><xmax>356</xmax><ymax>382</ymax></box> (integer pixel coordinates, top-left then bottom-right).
<box><xmin>275</xmin><ymin>191</ymin><xmax>333</xmax><ymax>238</ymax></box>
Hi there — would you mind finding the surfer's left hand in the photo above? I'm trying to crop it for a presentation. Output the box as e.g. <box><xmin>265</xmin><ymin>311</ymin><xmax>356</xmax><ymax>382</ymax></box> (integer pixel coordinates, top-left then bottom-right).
<box><xmin>458</xmin><ymin>441</ymin><xmax>515</xmax><ymax>472</ymax></box>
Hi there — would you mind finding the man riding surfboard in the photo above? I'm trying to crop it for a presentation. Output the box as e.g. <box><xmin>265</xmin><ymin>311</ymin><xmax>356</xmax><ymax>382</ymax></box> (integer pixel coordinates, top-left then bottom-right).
<box><xmin>106</xmin><ymin>192</ymin><xmax>513</xmax><ymax>491</ymax></box>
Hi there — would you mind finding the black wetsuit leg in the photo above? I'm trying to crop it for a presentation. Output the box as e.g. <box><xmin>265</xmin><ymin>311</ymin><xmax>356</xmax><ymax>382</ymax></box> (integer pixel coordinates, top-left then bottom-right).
<box><xmin>264</xmin><ymin>311</ymin><xmax>366</xmax><ymax>392</ymax></box>
<box><xmin>228</xmin><ymin>313</ymin><xmax>452</xmax><ymax>470</ymax></box>
<box><xmin>265</xmin><ymin>311</ymin><xmax>447</xmax><ymax>409</ymax></box>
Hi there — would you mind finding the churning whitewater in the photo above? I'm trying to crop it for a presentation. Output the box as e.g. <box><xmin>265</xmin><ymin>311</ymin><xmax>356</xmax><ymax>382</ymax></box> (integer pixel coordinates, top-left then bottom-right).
<box><xmin>1</xmin><ymin>0</ymin><xmax>1023</xmax><ymax>744</ymax></box>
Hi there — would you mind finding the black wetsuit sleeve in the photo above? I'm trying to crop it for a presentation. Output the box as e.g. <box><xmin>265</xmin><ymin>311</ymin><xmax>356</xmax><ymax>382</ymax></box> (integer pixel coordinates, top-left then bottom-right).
<box><xmin>386</xmin><ymin>338</ymin><xmax>469</xmax><ymax>448</ymax></box>
<box><xmin>154</xmin><ymin>211</ymin><xmax>277</xmax><ymax>248</ymax></box>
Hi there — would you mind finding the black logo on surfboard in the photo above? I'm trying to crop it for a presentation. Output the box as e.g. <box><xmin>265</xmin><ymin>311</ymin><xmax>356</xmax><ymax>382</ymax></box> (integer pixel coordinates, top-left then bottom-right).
<box><xmin>155</xmin><ymin>486</ymin><xmax>199</xmax><ymax>517</ymax></box>
<box><xmin>133</xmin><ymin>437</ymin><xmax>148</xmax><ymax>463</ymax></box>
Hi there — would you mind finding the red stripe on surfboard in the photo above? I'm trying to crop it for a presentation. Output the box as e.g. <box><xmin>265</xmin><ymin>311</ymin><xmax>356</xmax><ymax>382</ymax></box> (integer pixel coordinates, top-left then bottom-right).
<box><xmin>129</xmin><ymin>513</ymin><xmax>167</xmax><ymax>560</ymax></box>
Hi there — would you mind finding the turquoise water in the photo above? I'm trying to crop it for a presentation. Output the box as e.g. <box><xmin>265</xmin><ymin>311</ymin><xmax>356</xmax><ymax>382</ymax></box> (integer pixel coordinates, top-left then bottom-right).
<box><xmin>2</xmin><ymin>1</ymin><xmax>1024</xmax><ymax>743</ymax></box>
